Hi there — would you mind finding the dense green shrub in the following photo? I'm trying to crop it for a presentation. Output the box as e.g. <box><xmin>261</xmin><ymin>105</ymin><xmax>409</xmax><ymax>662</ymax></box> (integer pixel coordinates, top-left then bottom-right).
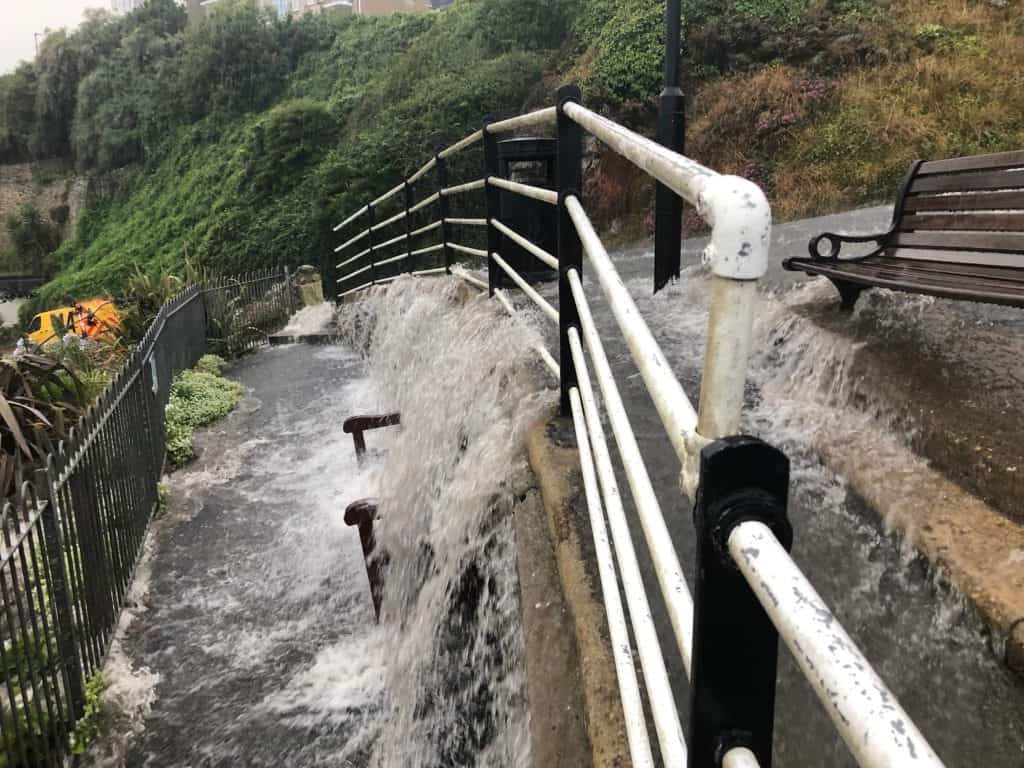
<box><xmin>5</xmin><ymin>204</ymin><xmax>62</xmax><ymax>276</ymax></box>
<box><xmin>194</xmin><ymin>354</ymin><xmax>226</xmax><ymax>375</ymax></box>
<box><xmin>70</xmin><ymin>673</ymin><xmax>107</xmax><ymax>755</ymax></box>
<box><xmin>164</xmin><ymin>367</ymin><xmax>242</xmax><ymax>466</ymax></box>
<box><xmin>584</xmin><ymin>0</ymin><xmax>665</xmax><ymax>106</ymax></box>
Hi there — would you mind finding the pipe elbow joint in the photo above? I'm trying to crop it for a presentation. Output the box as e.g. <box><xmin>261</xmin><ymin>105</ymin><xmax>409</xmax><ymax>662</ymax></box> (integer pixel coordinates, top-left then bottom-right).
<box><xmin>697</xmin><ymin>175</ymin><xmax>772</xmax><ymax>281</ymax></box>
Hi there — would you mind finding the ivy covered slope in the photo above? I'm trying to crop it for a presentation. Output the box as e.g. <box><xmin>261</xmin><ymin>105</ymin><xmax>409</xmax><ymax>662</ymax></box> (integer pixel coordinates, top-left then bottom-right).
<box><xmin>3</xmin><ymin>0</ymin><xmax>570</xmax><ymax>311</ymax></box>
<box><xmin>1</xmin><ymin>0</ymin><xmax>1021</xmax><ymax>311</ymax></box>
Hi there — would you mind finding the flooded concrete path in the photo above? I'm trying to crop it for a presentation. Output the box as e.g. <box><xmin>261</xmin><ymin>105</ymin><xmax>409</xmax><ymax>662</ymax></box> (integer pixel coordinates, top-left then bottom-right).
<box><xmin>102</xmin><ymin>344</ymin><xmax>383</xmax><ymax>767</ymax></box>
<box><xmin>531</xmin><ymin>208</ymin><xmax>1024</xmax><ymax>765</ymax></box>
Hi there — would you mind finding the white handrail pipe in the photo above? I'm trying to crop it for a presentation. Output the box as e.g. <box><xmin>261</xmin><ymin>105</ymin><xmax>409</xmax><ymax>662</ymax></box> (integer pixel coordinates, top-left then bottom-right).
<box><xmin>568</xmin><ymin>269</ymin><xmax>695</xmax><ymax>676</ymax></box>
<box><xmin>568</xmin><ymin>327</ymin><xmax>688</xmax><ymax>765</ymax></box>
<box><xmin>486</xmin><ymin>176</ymin><xmax>558</xmax><ymax>205</ymax></box>
<box><xmin>569</xmin><ymin>387</ymin><xmax>655</xmax><ymax>768</ymax></box>
<box><xmin>491</xmin><ymin>219</ymin><xmax>558</xmax><ymax>270</ymax></box>
<box><xmin>438</xmin><ymin>129</ymin><xmax>483</xmax><ymax>159</ymax></box>
<box><xmin>729</xmin><ymin>521</ymin><xmax>944</xmax><ymax>768</ymax></box>
<box><xmin>485</xmin><ymin>107</ymin><xmax>557</xmax><ymax>135</ymax></box>
<box><xmin>491</xmin><ymin>252</ymin><xmax>558</xmax><ymax>324</ymax></box>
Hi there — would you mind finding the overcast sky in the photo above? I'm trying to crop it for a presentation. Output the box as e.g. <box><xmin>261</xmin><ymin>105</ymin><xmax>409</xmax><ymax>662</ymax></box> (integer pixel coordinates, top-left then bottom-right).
<box><xmin>2</xmin><ymin>0</ymin><xmax>105</xmax><ymax>75</ymax></box>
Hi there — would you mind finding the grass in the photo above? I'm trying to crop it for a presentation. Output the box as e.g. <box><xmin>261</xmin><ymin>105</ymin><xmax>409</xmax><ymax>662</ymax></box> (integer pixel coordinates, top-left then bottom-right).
<box><xmin>586</xmin><ymin>0</ymin><xmax>1023</xmax><ymax>227</ymax></box>
<box><xmin>717</xmin><ymin>0</ymin><xmax>1022</xmax><ymax>219</ymax></box>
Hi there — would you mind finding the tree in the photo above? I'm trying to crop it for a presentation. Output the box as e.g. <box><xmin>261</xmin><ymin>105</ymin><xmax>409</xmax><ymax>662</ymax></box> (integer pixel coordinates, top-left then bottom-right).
<box><xmin>175</xmin><ymin>0</ymin><xmax>287</xmax><ymax>121</ymax></box>
<box><xmin>5</xmin><ymin>205</ymin><xmax>62</xmax><ymax>277</ymax></box>
<box><xmin>0</xmin><ymin>64</ymin><xmax>38</xmax><ymax>162</ymax></box>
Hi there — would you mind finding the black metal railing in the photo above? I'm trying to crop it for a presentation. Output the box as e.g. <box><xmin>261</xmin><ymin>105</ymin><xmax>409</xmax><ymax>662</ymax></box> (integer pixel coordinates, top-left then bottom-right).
<box><xmin>329</xmin><ymin>89</ymin><xmax>947</xmax><ymax>768</ymax></box>
<box><xmin>0</xmin><ymin>268</ymin><xmax>291</xmax><ymax>767</ymax></box>
<box><xmin>203</xmin><ymin>268</ymin><xmax>294</xmax><ymax>358</ymax></box>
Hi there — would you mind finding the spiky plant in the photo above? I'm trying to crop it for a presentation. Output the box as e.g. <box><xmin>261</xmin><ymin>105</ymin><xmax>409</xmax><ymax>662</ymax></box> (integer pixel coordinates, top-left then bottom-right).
<box><xmin>0</xmin><ymin>355</ymin><xmax>85</xmax><ymax>497</ymax></box>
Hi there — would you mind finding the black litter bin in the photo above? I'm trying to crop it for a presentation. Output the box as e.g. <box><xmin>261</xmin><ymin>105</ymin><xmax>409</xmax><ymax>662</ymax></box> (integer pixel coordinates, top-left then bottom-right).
<box><xmin>496</xmin><ymin>137</ymin><xmax>558</xmax><ymax>283</ymax></box>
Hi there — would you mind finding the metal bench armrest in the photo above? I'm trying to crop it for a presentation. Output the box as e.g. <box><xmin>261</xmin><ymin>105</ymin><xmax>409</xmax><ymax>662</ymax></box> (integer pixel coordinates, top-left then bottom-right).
<box><xmin>808</xmin><ymin>229</ymin><xmax>891</xmax><ymax>260</ymax></box>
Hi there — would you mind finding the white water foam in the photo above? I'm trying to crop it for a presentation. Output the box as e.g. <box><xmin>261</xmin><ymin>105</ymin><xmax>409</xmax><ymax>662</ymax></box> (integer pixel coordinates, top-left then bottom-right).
<box><xmin>336</xmin><ymin>274</ymin><xmax>553</xmax><ymax>768</ymax></box>
<box><xmin>281</xmin><ymin>301</ymin><xmax>337</xmax><ymax>335</ymax></box>
<box><xmin>86</xmin><ymin>523</ymin><xmax>161</xmax><ymax>767</ymax></box>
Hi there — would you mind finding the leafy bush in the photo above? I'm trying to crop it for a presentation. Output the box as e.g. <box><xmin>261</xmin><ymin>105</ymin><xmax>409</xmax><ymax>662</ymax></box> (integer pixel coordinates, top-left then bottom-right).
<box><xmin>583</xmin><ymin>0</ymin><xmax>664</xmax><ymax>107</ymax></box>
<box><xmin>164</xmin><ymin>367</ymin><xmax>242</xmax><ymax>466</ymax></box>
<box><xmin>194</xmin><ymin>354</ymin><xmax>226</xmax><ymax>376</ymax></box>
<box><xmin>5</xmin><ymin>205</ymin><xmax>62</xmax><ymax>277</ymax></box>
<box><xmin>70</xmin><ymin>673</ymin><xmax>107</xmax><ymax>755</ymax></box>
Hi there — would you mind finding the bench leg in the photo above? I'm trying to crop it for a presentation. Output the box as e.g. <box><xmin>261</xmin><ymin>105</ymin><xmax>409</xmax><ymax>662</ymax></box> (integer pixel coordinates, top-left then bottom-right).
<box><xmin>830</xmin><ymin>279</ymin><xmax>865</xmax><ymax>310</ymax></box>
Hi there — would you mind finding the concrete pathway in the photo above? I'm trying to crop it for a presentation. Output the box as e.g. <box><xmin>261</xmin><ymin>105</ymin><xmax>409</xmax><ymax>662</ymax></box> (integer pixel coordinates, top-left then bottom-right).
<box><xmin>103</xmin><ymin>344</ymin><xmax>381</xmax><ymax>767</ymax></box>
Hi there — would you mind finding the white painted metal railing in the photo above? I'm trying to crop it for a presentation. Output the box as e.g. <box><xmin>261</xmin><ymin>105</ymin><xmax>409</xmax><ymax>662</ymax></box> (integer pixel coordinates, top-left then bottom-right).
<box><xmin>329</xmin><ymin>96</ymin><xmax>946</xmax><ymax>768</ymax></box>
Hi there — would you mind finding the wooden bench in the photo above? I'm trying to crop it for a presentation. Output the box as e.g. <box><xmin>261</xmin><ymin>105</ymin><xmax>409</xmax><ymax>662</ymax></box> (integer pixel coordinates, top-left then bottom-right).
<box><xmin>783</xmin><ymin>149</ymin><xmax>1024</xmax><ymax>308</ymax></box>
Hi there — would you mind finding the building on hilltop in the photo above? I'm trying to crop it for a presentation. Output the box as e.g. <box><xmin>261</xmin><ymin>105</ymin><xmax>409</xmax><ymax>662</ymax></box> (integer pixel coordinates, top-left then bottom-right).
<box><xmin>185</xmin><ymin>0</ymin><xmax>430</xmax><ymax>23</ymax></box>
<box><xmin>352</xmin><ymin>0</ymin><xmax>429</xmax><ymax>14</ymax></box>
<box><xmin>285</xmin><ymin>0</ymin><xmax>356</xmax><ymax>16</ymax></box>
<box><xmin>110</xmin><ymin>0</ymin><xmax>147</xmax><ymax>13</ymax></box>
<box><xmin>185</xmin><ymin>0</ymin><xmax>281</xmax><ymax>24</ymax></box>
<box><xmin>185</xmin><ymin>0</ymin><xmax>358</xmax><ymax>22</ymax></box>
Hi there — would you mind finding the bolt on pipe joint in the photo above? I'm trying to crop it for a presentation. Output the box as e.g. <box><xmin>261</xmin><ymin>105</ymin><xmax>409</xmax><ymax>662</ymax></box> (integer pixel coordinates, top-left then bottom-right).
<box><xmin>697</xmin><ymin>175</ymin><xmax>772</xmax><ymax>282</ymax></box>
<box><xmin>695</xmin><ymin>436</ymin><xmax>792</xmax><ymax>565</ymax></box>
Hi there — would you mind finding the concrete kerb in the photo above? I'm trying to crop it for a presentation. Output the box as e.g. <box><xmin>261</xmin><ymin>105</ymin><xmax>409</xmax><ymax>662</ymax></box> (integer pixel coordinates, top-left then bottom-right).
<box><xmin>525</xmin><ymin>416</ymin><xmax>632</xmax><ymax>768</ymax></box>
<box><xmin>813</xmin><ymin>432</ymin><xmax>1024</xmax><ymax>678</ymax></box>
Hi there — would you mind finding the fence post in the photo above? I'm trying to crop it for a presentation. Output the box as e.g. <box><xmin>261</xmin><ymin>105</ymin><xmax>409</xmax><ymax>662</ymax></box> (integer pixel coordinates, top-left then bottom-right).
<box><xmin>556</xmin><ymin>84</ymin><xmax>583</xmax><ymax>417</ymax></box>
<box><xmin>283</xmin><ymin>265</ymin><xmax>293</xmax><ymax>316</ymax></box>
<box><xmin>436</xmin><ymin>153</ymin><xmax>451</xmax><ymax>274</ymax></box>
<box><xmin>35</xmin><ymin>463</ymin><xmax>86</xmax><ymax>720</ymax></box>
<box><xmin>404</xmin><ymin>180</ymin><xmax>414</xmax><ymax>273</ymax></box>
<box><xmin>482</xmin><ymin>117</ymin><xmax>500</xmax><ymax>296</ymax></box>
<box><xmin>365</xmin><ymin>203</ymin><xmax>377</xmax><ymax>286</ymax></box>
<box><xmin>654</xmin><ymin>0</ymin><xmax>685</xmax><ymax>293</ymax></box>
<box><xmin>688</xmin><ymin>435</ymin><xmax>791</xmax><ymax>768</ymax></box>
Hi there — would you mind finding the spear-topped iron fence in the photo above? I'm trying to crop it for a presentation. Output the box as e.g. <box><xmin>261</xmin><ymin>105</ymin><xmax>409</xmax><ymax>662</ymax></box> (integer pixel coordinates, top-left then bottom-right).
<box><xmin>0</xmin><ymin>268</ymin><xmax>290</xmax><ymax>766</ymax></box>
<box><xmin>331</xmin><ymin>87</ymin><xmax>947</xmax><ymax>768</ymax></box>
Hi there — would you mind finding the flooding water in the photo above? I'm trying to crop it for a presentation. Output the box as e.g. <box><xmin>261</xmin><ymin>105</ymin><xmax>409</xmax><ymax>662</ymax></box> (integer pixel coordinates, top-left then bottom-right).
<box><xmin>96</xmin><ymin>213</ymin><xmax>1024</xmax><ymax>766</ymax></box>
<box><xmin>97</xmin><ymin>283</ymin><xmax>550</xmax><ymax>767</ymax></box>
<box><xmin>531</xmin><ymin>221</ymin><xmax>1024</xmax><ymax>766</ymax></box>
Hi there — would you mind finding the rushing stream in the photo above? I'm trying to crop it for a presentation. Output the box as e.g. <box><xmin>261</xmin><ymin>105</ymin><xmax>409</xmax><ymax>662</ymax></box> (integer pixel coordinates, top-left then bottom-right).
<box><xmin>98</xmin><ymin>281</ymin><xmax>550</xmax><ymax>767</ymax></box>
<box><xmin>533</xmin><ymin>219</ymin><xmax>1024</xmax><ymax>766</ymax></box>
<box><xmin>99</xmin><ymin>213</ymin><xmax>1024</xmax><ymax>766</ymax></box>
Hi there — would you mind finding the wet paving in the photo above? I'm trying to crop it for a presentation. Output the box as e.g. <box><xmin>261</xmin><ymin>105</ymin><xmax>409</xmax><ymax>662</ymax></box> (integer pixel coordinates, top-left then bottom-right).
<box><xmin>109</xmin><ymin>344</ymin><xmax>382</xmax><ymax>767</ymax></box>
<box><xmin>96</xmin><ymin>205</ymin><xmax>1024</xmax><ymax>766</ymax></box>
<box><xmin>534</xmin><ymin>207</ymin><xmax>1024</xmax><ymax>766</ymax></box>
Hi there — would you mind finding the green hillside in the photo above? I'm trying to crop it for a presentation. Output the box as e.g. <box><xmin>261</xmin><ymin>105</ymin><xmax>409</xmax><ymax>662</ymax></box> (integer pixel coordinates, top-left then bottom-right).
<box><xmin>0</xmin><ymin>0</ymin><xmax>1020</xmax><ymax>316</ymax></box>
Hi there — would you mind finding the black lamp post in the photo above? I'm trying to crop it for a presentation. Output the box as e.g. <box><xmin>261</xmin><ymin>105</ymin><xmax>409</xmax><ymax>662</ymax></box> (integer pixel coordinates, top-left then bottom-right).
<box><xmin>653</xmin><ymin>0</ymin><xmax>684</xmax><ymax>293</ymax></box>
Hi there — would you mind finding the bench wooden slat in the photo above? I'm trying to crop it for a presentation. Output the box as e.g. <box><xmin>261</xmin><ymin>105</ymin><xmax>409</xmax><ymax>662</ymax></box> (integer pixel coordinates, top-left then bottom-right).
<box><xmin>903</xmin><ymin>190</ymin><xmax>1024</xmax><ymax>212</ymax></box>
<box><xmin>844</xmin><ymin>266</ymin><xmax>1024</xmax><ymax>298</ymax></box>
<box><xmin>866</xmin><ymin>260</ymin><xmax>1024</xmax><ymax>290</ymax></box>
<box><xmin>786</xmin><ymin>259</ymin><xmax>1024</xmax><ymax>307</ymax></box>
<box><xmin>883</xmin><ymin>248</ymin><xmax>1023</xmax><ymax>268</ymax></box>
<box><xmin>872</xmin><ymin>256</ymin><xmax>1024</xmax><ymax>284</ymax></box>
<box><xmin>917</xmin><ymin>149</ymin><xmax>1024</xmax><ymax>176</ymax></box>
<box><xmin>889</xmin><ymin>230</ymin><xmax>1024</xmax><ymax>252</ymax></box>
<box><xmin>900</xmin><ymin>212</ymin><xmax>1024</xmax><ymax>232</ymax></box>
<box><xmin>910</xmin><ymin>169</ymin><xmax>1024</xmax><ymax>194</ymax></box>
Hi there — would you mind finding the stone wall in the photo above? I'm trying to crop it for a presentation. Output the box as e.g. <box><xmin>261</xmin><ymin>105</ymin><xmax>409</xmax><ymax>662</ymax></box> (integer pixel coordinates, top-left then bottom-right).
<box><xmin>0</xmin><ymin>161</ymin><xmax>85</xmax><ymax>262</ymax></box>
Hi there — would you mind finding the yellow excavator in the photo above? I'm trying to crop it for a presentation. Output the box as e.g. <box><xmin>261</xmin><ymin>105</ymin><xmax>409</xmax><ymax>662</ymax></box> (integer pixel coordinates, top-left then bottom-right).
<box><xmin>26</xmin><ymin>299</ymin><xmax>123</xmax><ymax>347</ymax></box>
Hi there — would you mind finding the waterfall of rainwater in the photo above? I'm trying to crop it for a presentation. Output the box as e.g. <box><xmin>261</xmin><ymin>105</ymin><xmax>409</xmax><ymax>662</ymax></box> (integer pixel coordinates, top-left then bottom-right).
<box><xmin>338</xmin><ymin>275</ymin><xmax>553</xmax><ymax>768</ymax></box>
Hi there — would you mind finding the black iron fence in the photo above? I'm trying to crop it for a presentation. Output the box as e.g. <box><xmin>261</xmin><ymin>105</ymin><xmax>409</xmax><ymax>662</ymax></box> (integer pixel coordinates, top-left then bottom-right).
<box><xmin>203</xmin><ymin>268</ymin><xmax>294</xmax><ymax>358</ymax></box>
<box><xmin>0</xmin><ymin>268</ymin><xmax>290</xmax><ymax>766</ymax></box>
